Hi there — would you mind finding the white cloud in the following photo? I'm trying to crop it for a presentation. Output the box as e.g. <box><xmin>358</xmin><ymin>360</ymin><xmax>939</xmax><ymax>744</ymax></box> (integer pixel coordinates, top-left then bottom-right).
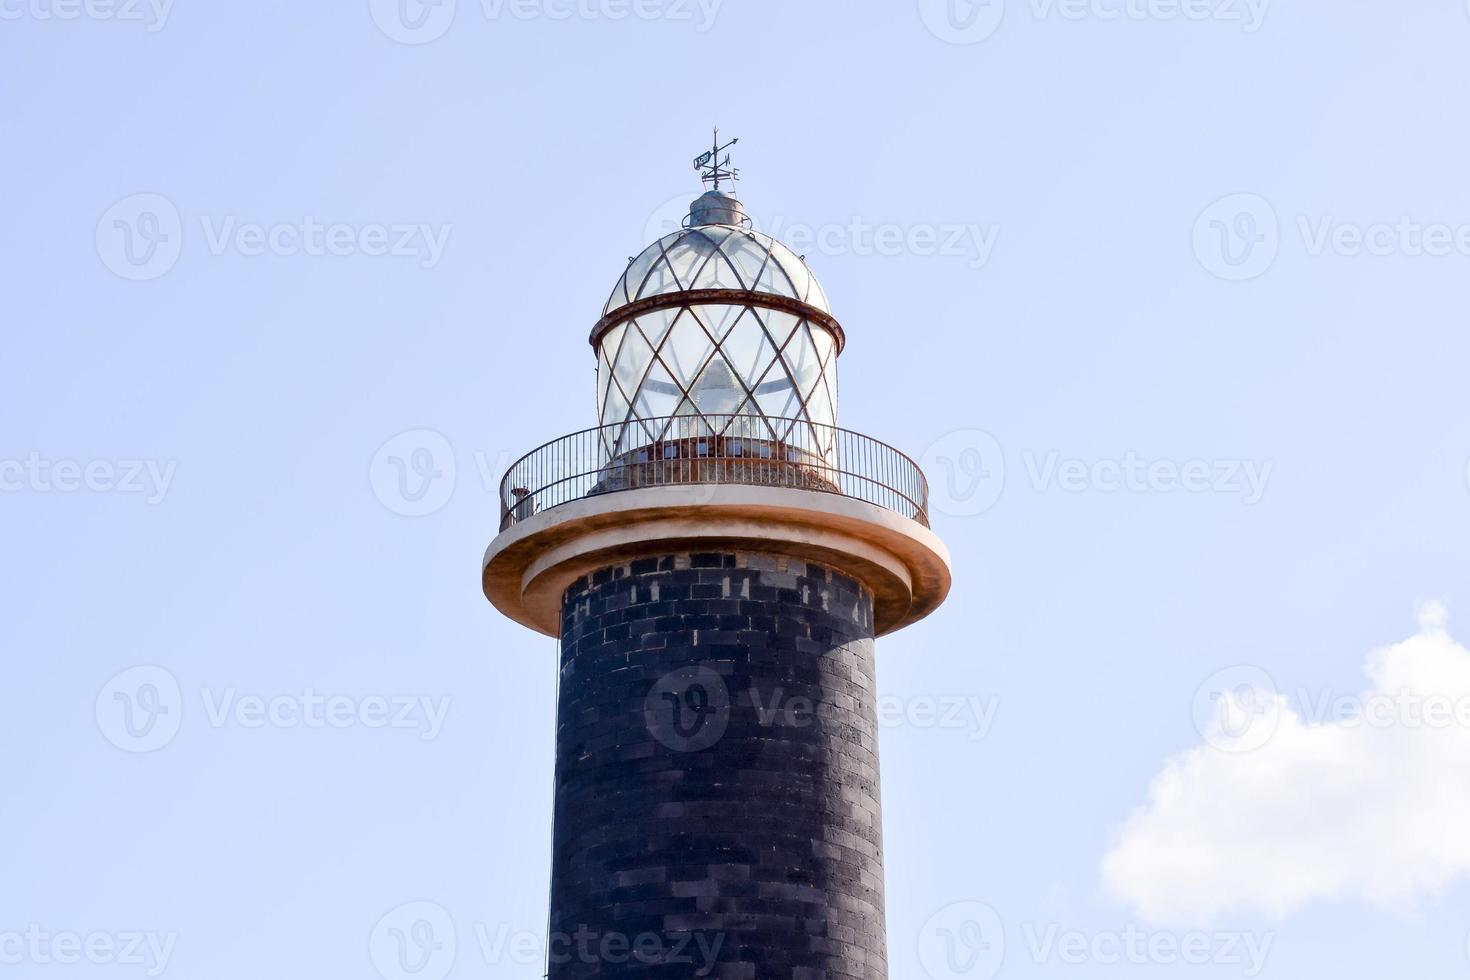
<box><xmin>1103</xmin><ymin>602</ymin><xmax>1470</xmax><ymax>924</ymax></box>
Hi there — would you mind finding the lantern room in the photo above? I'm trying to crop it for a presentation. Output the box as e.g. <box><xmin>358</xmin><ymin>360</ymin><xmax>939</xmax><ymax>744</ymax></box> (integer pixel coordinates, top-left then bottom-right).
<box><xmin>589</xmin><ymin>188</ymin><xmax>844</xmax><ymax>463</ymax></box>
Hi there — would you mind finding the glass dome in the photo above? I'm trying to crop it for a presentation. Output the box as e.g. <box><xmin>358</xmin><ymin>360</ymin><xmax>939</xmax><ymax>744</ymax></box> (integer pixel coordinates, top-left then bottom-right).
<box><xmin>594</xmin><ymin>195</ymin><xmax>841</xmax><ymax>460</ymax></box>
<box><xmin>604</xmin><ymin>224</ymin><xmax>831</xmax><ymax>316</ymax></box>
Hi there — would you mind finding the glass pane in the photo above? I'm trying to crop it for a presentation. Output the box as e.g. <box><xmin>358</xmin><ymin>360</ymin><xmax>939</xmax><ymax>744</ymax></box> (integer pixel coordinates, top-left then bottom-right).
<box><xmin>783</xmin><ymin>323</ymin><xmax>824</xmax><ymax>400</ymax></box>
<box><xmin>826</xmin><ymin>365</ymin><xmax>838</xmax><ymax>423</ymax></box>
<box><xmin>662</xmin><ymin>314</ymin><xmax>716</xmax><ymax>388</ymax></box>
<box><xmin>639</xmin><ymin>249</ymin><xmax>683</xmax><ymax>298</ymax></box>
<box><xmin>723</xmin><ymin>231</ymin><xmax>772</xmax><ymax>289</ymax></box>
<box><xmin>687</xmin><ymin>303</ymin><xmax>744</xmax><ymax>345</ymax></box>
<box><xmin>661</xmin><ymin>239</ymin><xmax>708</xmax><ymax>290</ymax></box>
<box><xmin>612</xmin><ymin>323</ymin><xmax>654</xmax><ymax>395</ymax></box>
<box><xmin>755</xmin><ymin>309</ymin><xmax>801</xmax><ymax>353</ymax></box>
<box><xmin>602</xmin><ymin>377</ymin><xmax>630</xmax><ymax>428</ymax></box>
<box><xmin>754</xmin><ymin>245</ymin><xmax>799</xmax><ymax>297</ymax></box>
<box><xmin>598</xmin><ymin>322</ymin><xmax>627</xmax><ymax>366</ymax></box>
<box><xmin>721</xmin><ymin>309</ymin><xmax>777</xmax><ymax>382</ymax></box>
<box><xmin>632</xmin><ymin>357</ymin><xmax>681</xmax><ymax>419</ymax></box>
<box><xmin>688</xmin><ymin>353</ymin><xmax>747</xmax><ymax>417</ymax></box>
<box><xmin>680</xmin><ymin>230</ymin><xmax>727</xmax><ymax>290</ymax></box>
<box><xmin>753</xmin><ymin>371</ymin><xmax>800</xmax><ymax>421</ymax></box>
<box><xmin>634</xmin><ymin>308</ymin><xmax>677</xmax><ymax>351</ymax></box>
<box><xmin>608</xmin><ymin>244</ymin><xmax>658</xmax><ymax>313</ymax></box>
<box><xmin>597</xmin><ymin>360</ymin><xmax>613</xmax><ymax>422</ymax></box>
<box><xmin>806</xmin><ymin>374</ymin><xmax>835</xmax><ymax>429</ymax></box>
<box><xmin>807</xmin><ymin>275</ymin><xmax>830</xmax><ymax>312</ymax></box>
<box><xmin>772</xmin><ymin>244</ymin><xmax>814</xmax><ymax>304</ymax></box>
<box><xmin>811</xmin><ymin>324</ymin><xmax>836</xmax><ymax>368</ymax></box>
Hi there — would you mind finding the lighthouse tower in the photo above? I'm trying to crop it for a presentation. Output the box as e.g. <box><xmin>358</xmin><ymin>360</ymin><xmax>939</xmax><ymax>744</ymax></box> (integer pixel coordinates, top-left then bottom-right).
<box><xmin>483</xmin><ymin>138</ymin><xmax>951</xmax><ymax>979</ymax></box>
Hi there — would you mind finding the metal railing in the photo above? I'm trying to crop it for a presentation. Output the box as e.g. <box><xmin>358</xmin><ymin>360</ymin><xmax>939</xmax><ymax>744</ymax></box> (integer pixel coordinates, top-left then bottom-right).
<box><xmin>498</xmin><ymin>415</ymin><xmax>929</xmax><ymax>530</ymax></box>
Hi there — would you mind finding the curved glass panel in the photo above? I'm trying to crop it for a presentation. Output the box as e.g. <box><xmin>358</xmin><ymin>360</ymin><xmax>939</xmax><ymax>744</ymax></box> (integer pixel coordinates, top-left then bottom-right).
<box><xmin>597</xmin><ymin>299</ymin><xmax>840</xmax><ymax>459</ymax></box>
<box><xmin>605</xmin><ymin>228</ymin><xmax>833</xmax><ymax>316</ymax></box>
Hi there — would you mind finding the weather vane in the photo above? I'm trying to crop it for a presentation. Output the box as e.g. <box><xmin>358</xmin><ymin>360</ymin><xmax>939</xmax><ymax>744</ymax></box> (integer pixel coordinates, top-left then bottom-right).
<box><xmin>693</xmin><ymin>127</ymin><xmax>739</xmax><ymax>191</ymax></box>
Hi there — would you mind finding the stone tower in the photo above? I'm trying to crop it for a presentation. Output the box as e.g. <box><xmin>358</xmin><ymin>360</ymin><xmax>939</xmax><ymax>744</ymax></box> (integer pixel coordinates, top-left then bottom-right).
<box><xmin>483</xmin><ymin>158</ymin><xmax>950</xmax><ymax>978</ymax></box>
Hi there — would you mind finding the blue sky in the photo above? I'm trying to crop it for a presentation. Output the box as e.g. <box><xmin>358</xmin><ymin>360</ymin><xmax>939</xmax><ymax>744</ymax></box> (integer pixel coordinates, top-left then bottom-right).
<box><xmin>5</xmin><ymin>1</ymin><xmax>1470</xmax><ymax>977</ymax></box>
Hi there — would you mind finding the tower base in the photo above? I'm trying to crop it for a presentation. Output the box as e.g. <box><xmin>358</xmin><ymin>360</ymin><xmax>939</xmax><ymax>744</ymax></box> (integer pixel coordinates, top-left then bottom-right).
<box><xmin>549</xmin><ymin>550</ymin><xmax>888</xmax><ymax>979</ymax></box>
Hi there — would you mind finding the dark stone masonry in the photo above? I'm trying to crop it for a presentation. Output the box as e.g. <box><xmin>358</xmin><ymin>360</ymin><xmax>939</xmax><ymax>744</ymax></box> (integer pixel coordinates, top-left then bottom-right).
<box><xmin>549</xmin><ymin>551</ymin><xmax>886</xmax><ymax>979</ymax></box>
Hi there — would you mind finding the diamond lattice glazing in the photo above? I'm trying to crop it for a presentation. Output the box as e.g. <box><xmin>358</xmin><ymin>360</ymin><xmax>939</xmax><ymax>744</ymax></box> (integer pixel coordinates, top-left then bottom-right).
<box><xmin>595</xmin><ymin>221</ymin><xmax>840</xmax><ymax>460</ymax></box>
<box><xmin>604</xmin><ymin>225</ymin><xmax>831</xmax><ymax>317</ymax></box>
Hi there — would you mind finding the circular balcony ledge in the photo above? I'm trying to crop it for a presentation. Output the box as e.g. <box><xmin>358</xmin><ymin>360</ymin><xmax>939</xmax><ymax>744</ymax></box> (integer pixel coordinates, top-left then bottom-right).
<box><xmin>482</xmin><ymin>484</ymin><xmax>952</xmax><ymax>639</ymax></box>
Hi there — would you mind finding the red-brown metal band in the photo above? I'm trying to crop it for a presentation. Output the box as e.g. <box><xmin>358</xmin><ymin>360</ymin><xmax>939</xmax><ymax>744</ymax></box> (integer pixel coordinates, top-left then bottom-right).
<box><xmin>590</xmin><ymin>289</ymin><xmax>846</xmax><ymax>355</ymax></box>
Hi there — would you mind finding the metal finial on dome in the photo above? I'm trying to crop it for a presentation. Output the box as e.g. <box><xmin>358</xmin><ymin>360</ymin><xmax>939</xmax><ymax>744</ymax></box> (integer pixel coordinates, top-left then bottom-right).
<box><xmin>689</xmin><ymin>129</ymin><xmax>747</xmax><ymax>227</ymax></box>
<box><xmin>693</xmin><ymin>127</ymin><xmax>739</xmax><ymax>190</ymax></box>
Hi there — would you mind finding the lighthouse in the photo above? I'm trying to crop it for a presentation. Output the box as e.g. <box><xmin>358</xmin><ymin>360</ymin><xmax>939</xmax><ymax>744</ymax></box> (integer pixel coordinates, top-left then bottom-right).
<box><xmin>483</xmin><ymin>137</ymin><xmax>951</xmax><ymax>978</ymax></box>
